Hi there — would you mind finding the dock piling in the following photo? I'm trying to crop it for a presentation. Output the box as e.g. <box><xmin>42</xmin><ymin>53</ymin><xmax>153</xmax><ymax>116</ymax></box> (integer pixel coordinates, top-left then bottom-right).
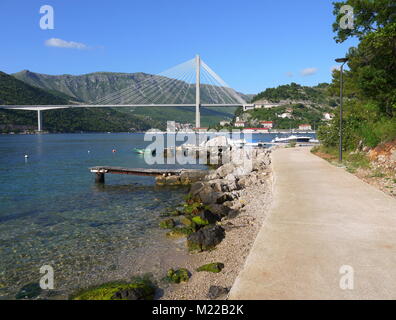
<box><xmin>95</xmin><ymin>172</ymin><xmax>105</xmax><ymax>184</ymax></box>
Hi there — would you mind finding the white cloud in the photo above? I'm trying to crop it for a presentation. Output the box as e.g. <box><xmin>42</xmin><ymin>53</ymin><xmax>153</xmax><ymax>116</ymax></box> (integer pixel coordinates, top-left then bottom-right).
<box><xmin>285</xmin><ymin>72</ymin><xmax>293</xmax><ymax>77</ymax></box>
<box><xmin>45</xmin><ymin>38</ymin><xmax>88</xmax><ymax>49</ymax></box>
<box><xmin>300</xmin><ymin>67</ymin><xmax>318</xmax><ymax>76</ymax></box>
<box><xmin>331</xmin><ymin>65</ymin><xmax>341</xmax><ymax>72</ymax></box>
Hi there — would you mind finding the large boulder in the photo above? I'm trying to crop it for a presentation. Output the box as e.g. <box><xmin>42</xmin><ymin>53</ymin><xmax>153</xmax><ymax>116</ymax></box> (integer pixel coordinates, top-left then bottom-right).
<box><xmin>196</xmin><ymin>187</ymin><xmax>224</xmax><ymax>205</ymax></box>
<box><xmin>189</xmin><ymin>181</ymin><xmax>205</xmax><ymax>196</ymax></box>
<box><xmin>112</xmin><ymin>287</ymin><xmax>148</xmax><ymax>300</ymax></box>
<box><xmin>252</xmin><ymin>152</ymin><xmax>271</xmax><ymax>171</ymax></box>
<box><xmin>70</xmin><ymin>279</ymin><xmax>156</xmax><ymax>300</ymax></box>
<box><xmin>206</xmin><ymin>204</ymin><xmax>231</xmax><ymax>217</ymax></box>
<box><xmin>207</xmin><ymin>286</ymin><xmax>229</xmax><ymax>300</ymax></box>
<box><xmin>180</xmin><ymin>170</ymin><xmax>208</xmax><ymax>184</ymax></box>
<box><xmin>209</xmin><ymin>179</ymin><xmax>223</xmax><ymax>193</ymax></box>
<box><xmin>237</xmin><ymin>173</ymin><xmax>257</xmax><ymax>189</ymax></box>
<box><xmin>221</xmin><ymin>177</ymin><xmax>238</xmax><ymax>192</ymax></box>
<box><xmin>215</xmin><ymin>193</ymin><xmax>234</xmax><ymax>204</ymax></box>
<box><xmin>204</xmin><ymin>170</ymin><xmax>219</xmax><ymax>181</ymax></box>
<box><xmin>165</xmin><ymin>268</ymin><xmax>190</xmax><ymax>283</ymax></box>
<box><xmin>231</xmin><ymin>165</ymin><xmax>252</xmax><ymax>178</ymax></box>
<box><xmin>216</xmin><ymin>163</ymin><xmax>235</xmax><ymax>178</ymax></box>
<box><xmin>187</xmin><ymin>225</ymin><xmax>226</xmax><ymax>252</ymax></box>
<box><xmin>199</xmin><ymin>209</ymin><xmax>221</xmax><ymax>224</ymax></box>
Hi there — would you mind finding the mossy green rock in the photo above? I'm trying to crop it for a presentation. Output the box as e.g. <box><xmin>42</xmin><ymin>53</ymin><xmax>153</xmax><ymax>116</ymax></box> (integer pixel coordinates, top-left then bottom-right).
<box><xmin>70</xmin><ymin>278</ymin><xmax>155</xmax><ymax>300</ymax></box>
<box><xmin>166</xmin><ymin>227</ymin><xmax>194</xmax><ymax>238</ymax></box>
<box><xmin>187</xmin><ymin>225</ymin><xmax>226</xmax><ymax>252</ymax></box>
<box><xmin>165</xmin><ymin>268</ymin><xmax>190</xmax><ymax>283</ymax></box>
<box><xmin>196</xmin><ymin>262</ymin><xmax>224</xmax><ymax>273</ymax></box>
<box><xmin>15</xmin><ymin>282</ymin><xmax>42</xmax><ymax>299</ymax></box>
<box><xmin>192</xmin><ymin>216</ymin><xmax>209</xmax><ymax>226</ymax></box>
<box><xmin>160</xmin><ymin>209</ymin><xmax>183</xmax><ymax>217</ymax></box>
<box><xmin>183</xmin><ymin>202</ymin><xmax>203</xmax><ymax>215</ymax></box>
<box><xmin>159</xmin><ymin>218</ymin><xmax>175</xmax><ymax>229</ymax></box>
<box><xmin>169</xmin><ymin>210</ymin><xmax>183</xmax><ymax>216</ymax></box>
<box><xmin>179</xmin><ymin>216</ymin><xmax>193</xmax><ymax>226</ymax></box>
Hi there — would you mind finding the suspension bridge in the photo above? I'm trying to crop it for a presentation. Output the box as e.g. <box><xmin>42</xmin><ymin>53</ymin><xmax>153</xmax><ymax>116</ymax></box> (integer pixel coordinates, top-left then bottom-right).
<box><xmin>0</xmin><ymin>55</ymin><xmax>250</xmax><ymax>131</ymax></box>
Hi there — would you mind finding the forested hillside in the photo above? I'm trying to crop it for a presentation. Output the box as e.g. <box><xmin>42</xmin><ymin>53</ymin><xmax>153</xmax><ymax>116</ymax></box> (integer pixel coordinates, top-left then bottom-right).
<box><xmin>232</xmin><ymin>83</ymin><xmax>337</xmax><ymax>129</ymax></box>
<box><xmin>13</xmin><ymin>70</ymin><xmax>238</xmax><ymax>125</ymax></box>
<box><xmin>318</xmin><ymin>0</ymin><xmax>396</xmax><ymax>149</ymax></box>
<box><xmin>252</xmin><ymin>82</ymin><xmax>337</xmax><ymax>106</ymax></box>
<box><xmin>0</xmin><ymin>72</ymin><xmax>162</xmax><ymax>133</ymax></box>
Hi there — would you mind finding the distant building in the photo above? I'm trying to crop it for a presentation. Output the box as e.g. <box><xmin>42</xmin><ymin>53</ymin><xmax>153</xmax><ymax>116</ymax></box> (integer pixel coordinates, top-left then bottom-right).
<box><xmin>299</xmin><ymin>124</ymin><xmax>312</xmax><ymax>131</ymax></box>
<box><xmin>234</xmin><ymin>121</ymin><xmax>245</xmax><ymax>128</ymax></box>
<box><xmin>260</xmin><ymin>121</ymin><xmax>273</xmax><ymax>129</ymax></box>
<box><xmin>167</xmin><ymin>121</ymin><xmax>176</xmax><ymax>132</ymax></box>
<box><xmin>219</xmin><ymin>120</ymin><xmax>231</xmax><ymax>126</ymax></box>
<box><xmin>193</xmin><ymin>127</ymin><xmax>208</xmax><ymax>132</ymax></box>
<box><xmin>243</xmin><ymin>128</ymin><xmax>269</xmax><ymax>133</ymax></box>
<box><xmin>242</xmin><ymin>104</ymin><xmax>255</xmax><ymax>111</ymax></box>
<box><xmin>278</xmin><ymin>112</ymin><xmax>292</xmax><ymax>119</ymax></box>
<box><xmin>323</xmin><ymin>113</ymin><xmax>334</xmax><ymax>121</ymax></box>
<box><xmin>178</xmin><ymin>123</ymin><xmax>193</xmax><ymax>132</ymax></box>
<box><xmin>252</xmin><ymin>100</ymin><xmax>283</xmax><ymax>109</ymax></box>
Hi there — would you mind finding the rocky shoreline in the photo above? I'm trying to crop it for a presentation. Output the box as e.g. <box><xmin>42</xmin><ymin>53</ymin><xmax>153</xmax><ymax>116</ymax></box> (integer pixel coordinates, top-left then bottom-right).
<box><xmin>162</xmin><ymin>150</ymin><xmax>273</xmax><ymax>299</ymax></box>
<box><xmin>69</xmin><ymin>147</ymin><xmax>274</xmax><ymax>300</ymax></box>
<box><xmin>157</xmin><ymin>147</ymin><xmax>274</xmax><ymax>300</ymax></box>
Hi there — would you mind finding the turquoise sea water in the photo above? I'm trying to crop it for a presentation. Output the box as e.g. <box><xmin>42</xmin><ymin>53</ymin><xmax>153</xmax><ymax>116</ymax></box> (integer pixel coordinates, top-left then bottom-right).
<box><xmin>0</xmin><ymin>132</ymin><xmax>315</xmax><ymax>299</ymax></box>
<box><xmin>0</xmin><ymin>133</ymin><xmax>200</xmax><ymax>299</ymax></box>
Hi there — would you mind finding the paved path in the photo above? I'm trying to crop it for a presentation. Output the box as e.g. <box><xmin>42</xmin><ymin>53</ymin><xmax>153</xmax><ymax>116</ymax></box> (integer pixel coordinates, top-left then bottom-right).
<box><xmin>229</xmin><ymin>147</ymin><xmax>396</xmax><ymax>299</ymax></box>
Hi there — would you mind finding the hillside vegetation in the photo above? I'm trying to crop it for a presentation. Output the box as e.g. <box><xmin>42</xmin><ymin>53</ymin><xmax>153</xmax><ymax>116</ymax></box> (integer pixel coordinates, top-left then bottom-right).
<box><xmin>234</xmin><ymin>83</ymin><xmax>337</xmax><ymax>129</ymax></box>
<box><xmin>252</xmin><ymin>82</ymin><xmax>337</xmax><ymax>106</ymax></box>
<box><xmin>0</xmin><ymin>71</ymin><xmax>69</xmax><ymax>105</ymax></box>
<box><xmin>0</xmin><ymin>72</ymin><xmax>162</xmax><ymax>133</ymax></box>
<box><xmin>13</xmin><ymin>70</ymin><xmax>238</xmax><ymax>126</ymax></box>
<box><xmin>318</xmin><ymin>0</ymin><xmax>396</xmax><ymax>150</ymax></box>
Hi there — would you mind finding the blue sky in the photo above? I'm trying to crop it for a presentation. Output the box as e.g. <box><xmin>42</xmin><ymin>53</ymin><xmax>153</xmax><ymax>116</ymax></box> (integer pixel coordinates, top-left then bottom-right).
<box><xmin>0</xmin><ymin>0</ymin><xmax>357</xmax><ymax>94</ymax></box>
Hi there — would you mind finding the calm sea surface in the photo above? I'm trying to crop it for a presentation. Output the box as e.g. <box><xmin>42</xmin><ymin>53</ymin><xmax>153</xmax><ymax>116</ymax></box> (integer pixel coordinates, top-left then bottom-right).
<box><xmin>0</xmin><ymin>132</ymin><xmax>315</xmax><ymax>299</ymax></box>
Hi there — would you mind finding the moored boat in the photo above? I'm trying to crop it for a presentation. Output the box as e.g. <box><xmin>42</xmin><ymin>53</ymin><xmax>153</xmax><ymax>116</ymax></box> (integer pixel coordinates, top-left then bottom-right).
<box><xmin>271</xmin><ymin>135</ymin><xmax>312</xmax><ymax>143</ymax></box>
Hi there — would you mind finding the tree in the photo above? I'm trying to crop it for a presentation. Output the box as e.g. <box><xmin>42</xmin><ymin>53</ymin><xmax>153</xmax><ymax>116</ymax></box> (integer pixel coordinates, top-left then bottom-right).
<box><xmin>318</xmin><ymin>1</ymin><xmax>396</xmax><ymax>149</ymax></box>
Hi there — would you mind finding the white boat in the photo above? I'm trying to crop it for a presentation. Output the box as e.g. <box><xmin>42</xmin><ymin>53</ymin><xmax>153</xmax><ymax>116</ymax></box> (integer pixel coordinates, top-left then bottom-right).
<box><xmin>271</xmin><ymin>135</ymin><xmax>312</xmax><ymax>143</ymax></box>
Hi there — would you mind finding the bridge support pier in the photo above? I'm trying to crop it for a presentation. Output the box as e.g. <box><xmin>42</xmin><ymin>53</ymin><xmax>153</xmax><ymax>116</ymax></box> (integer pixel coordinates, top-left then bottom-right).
<box><xmin>195</xmin><ymin>54</ymin><xmax>201</xmax><ymax>129</ymax></box>
<box><xmin>37</xmin><ymin>109</ymin><xmax>43</xmax><ymax>132</ymax></box>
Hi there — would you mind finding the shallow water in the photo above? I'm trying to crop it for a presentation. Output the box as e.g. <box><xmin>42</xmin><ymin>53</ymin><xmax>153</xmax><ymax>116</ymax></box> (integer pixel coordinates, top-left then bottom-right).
<box><xmin>0</xmin><ymin>133</ymin><xmax>199</xmax><ymax>299</ymax></box>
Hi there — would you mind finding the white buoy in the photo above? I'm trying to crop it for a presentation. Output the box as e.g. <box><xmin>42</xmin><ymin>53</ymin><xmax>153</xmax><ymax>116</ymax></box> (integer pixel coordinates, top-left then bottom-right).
<box><xmin>24</xmin><ymin>154</ymin><xmax>29</xmax><ymax>158</ymax></box>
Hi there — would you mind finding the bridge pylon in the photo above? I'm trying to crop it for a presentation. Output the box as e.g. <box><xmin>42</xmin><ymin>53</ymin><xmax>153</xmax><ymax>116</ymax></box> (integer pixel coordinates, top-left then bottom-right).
<box><xmin>195</xmin><ymin>54</ymin><xmax>201</xmax><ymax>129</ymax></box>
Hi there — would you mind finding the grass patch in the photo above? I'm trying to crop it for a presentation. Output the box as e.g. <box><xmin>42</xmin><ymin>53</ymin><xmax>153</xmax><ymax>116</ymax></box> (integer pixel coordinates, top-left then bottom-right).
<box><xmin>368</xmin><ymin>169</ymin><xmax>386</xmax><ymax>178</ymax></box>
<box><xmin>312</xmin><ymin>145</ymin><xmax>370</xmax><ymax>170</ymax></box>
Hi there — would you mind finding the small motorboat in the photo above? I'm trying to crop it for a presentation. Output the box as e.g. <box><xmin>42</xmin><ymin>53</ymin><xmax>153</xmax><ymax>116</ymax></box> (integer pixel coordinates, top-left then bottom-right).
<box><xmin>133</xmin><ymin>148</ymin><xmax>156</xmax><ymax>155</ymax></box>
<box><xmin>272</xmin><ymin>135</ymin><xmax>312</xmax><ymax>143</ymax></box>
<box><xmin>133</xmin><ymin>148</ymin><xmax>145</xmax><ymax>154</ymax></box>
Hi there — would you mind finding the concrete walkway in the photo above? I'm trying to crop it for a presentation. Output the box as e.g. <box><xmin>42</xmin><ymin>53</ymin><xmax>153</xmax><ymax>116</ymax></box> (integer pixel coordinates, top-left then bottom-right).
<box><xmin>229</xmin><ymin>147</ymin><xmax>396</xmax><ymax>299</ymax></box>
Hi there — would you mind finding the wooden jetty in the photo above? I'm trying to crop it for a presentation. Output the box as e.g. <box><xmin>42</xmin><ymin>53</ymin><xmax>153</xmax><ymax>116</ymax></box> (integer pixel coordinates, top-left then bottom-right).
<box><xmin>89</xmin><ymin>166</ymin><xmax>202</xmax><ymax>183</ymax></box>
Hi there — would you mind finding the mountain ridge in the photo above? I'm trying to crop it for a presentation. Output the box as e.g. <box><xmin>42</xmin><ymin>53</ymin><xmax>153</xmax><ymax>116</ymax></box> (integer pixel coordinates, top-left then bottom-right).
<box><xmin>12</xmin><ymin>70</ymin><xmax>240</xmax><ymax>125</ymax></box>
